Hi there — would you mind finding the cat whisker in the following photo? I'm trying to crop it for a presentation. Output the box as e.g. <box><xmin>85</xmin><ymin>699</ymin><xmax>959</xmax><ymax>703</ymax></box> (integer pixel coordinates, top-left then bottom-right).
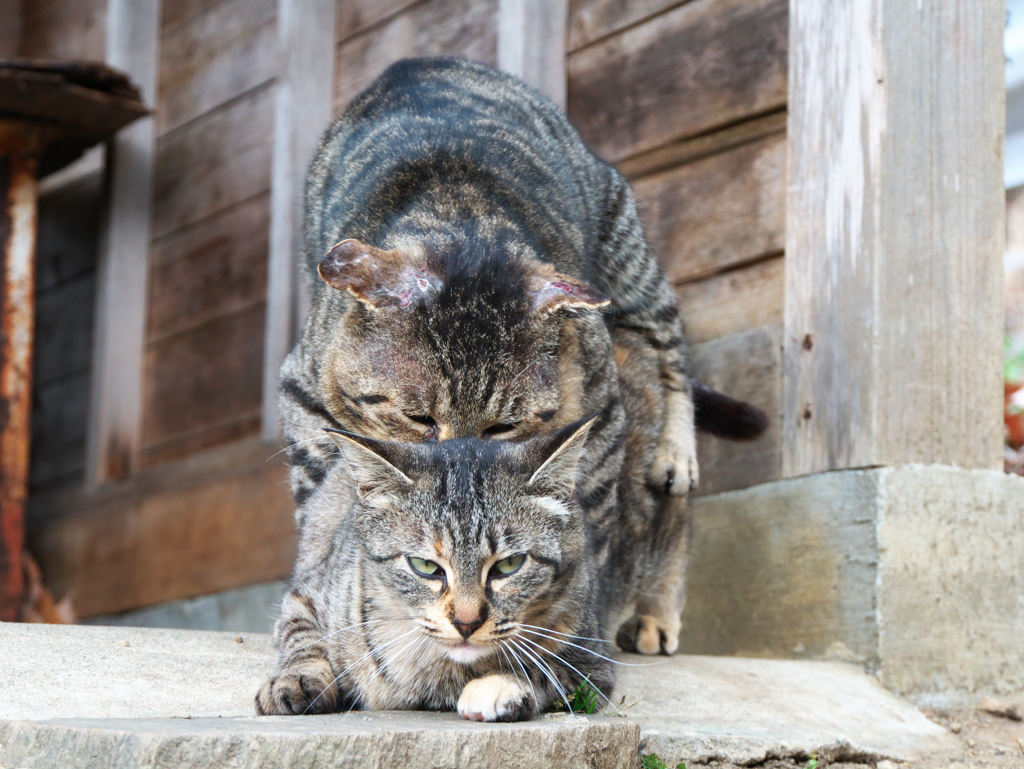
<box><xmin>510</xmin><ymin>638</ymin><xmax>574</xmax><ymax>715</ymax></box>
<box><xmin>516</xmin><ymin>626</ymin><xmax>664</xmax><ymax>667</ymax></box>
<box><xmin>515</xmin><ymin>623</ymin><xmax>612</xmax><ymax>645</ymax></box>
<box><xmin>498</xmin><ymin>639</ymin><xmax>538</xmax><ymax>707</ymax></box>
<box><xmin>517</xmin><ymin>635</ymin><xmax>622</xmax><ymax>716</ymax></box>
<box><xmin>303</xmin><ymin>627</ymin><xmax>421</xmax><ymax>714</ymax></box>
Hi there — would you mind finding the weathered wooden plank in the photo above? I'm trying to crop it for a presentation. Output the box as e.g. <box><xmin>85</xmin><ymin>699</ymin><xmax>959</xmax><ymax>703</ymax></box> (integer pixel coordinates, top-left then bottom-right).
<box><xmin>34</xmin><ymin>274</ymin><xmax>95</xmax><ymax>385</ymax></box>
<box><xmin>635</xmin><ymin>131</ymin><xmax>786</xmax><ymax>284</ymax></box>
<box><xmin>784</xmin><ymin>0</ymin><xmax>1004</xmax><ymax>475</ymax></box>
<box><xmin>567</xmin><ymin>0</ymin><xmax>787</xmax><ymax>164</ymax></box>
<box><xmin>0</xmin><ymin>0</ymin><xmax>21</xmax><ymax>57</ymax></box>
<box><xmin>30</xmin><ymin>373</ymin><xmax>90</xmax><ymax>492</ymax></box>
<box><xmin>35</xmin><ymin>172</ymin><xmax>102</xmax><ymax>292</ymax></box>
<box><xmin>618</xmin><ymin>109</ymin><xmax>786</xmax><ymax>181</ymax></box>
<box><xmin>676</xmin><ymin>256</ymin><xmax>783</xmax><ymax>345</ymax></box>
<box><xmin>264</xmin><ymin>0</ymin><xmax>336</xmax><ymax>440</ymax></box>
<box><xmin>333</xmin><ymin>0</ymin><xmax>499</xmax><ymax>115</ymax></box>
<box><xmin>336</xmin><ymin>0</ymin><xmax>420</xmax><ymax>44</ymax></box>
<box><xmin>690</xmin><ymin>323</ymin><xmax>781</xmax><ymax>497</ymax></box>
<box><xmin>568</xmin><ymin>0</ymin><xmax>681</xmax><ymax>52</ymax></box>
<box><xmin>18</xmin><ymin>0</ymin><xmax>106</xmax><ymax>60</ymax></box>
<box><xmin>28</xmin><ymin>455</ymin><xmax>295</xmax><ymax>617</ymax></box>
<box><xmin>142</xmin><ymin>304</ymin><xmax>265</xmax><ymax>459</ymax></box>
<box><xmin>87</xmin><ymin>0</ymin><xmax>160</xmax><ymax>485</ymax></box>
<box><xmin>498</xmin><ymin>0</ymin><xmax>567</xmax><ymax>108</ymax></box>
<box><xmin>149</xmin><ymin>193</ymin><xmax>269</xmax><ymax>344</ymax></box>
<box><xmin>152</xmin><ymin>82</ymin><xmax>274</xmax><ymax>239</ymax></box>
<box><xmin>162</xmin><ymin>0</ymin><xmax>223</xmax><ymax>32</ymax></box>
<box><xmin>157</xmin><ymin>0</ymin><xmax>278</xmax><ymax>136</ymax></box>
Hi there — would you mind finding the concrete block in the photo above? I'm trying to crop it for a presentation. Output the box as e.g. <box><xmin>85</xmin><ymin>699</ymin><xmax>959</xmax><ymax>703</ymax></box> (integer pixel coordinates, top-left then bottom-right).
<box><xmin>0</xmin><ymin>713</ymin><xmax>637</xmax><ymax>769</ymax></box>
<box><xmin>680</xmin><ymin>464</ymin><xmax>1024</xmax><ymax>705</ymax></box>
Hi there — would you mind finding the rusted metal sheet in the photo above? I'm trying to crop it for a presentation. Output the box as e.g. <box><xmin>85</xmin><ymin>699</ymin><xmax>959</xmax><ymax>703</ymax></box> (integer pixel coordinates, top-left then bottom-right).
<box><xmin>0</xmin><ymin>123</ymin><xmax>40</xmax><ymax>622</ymax></box>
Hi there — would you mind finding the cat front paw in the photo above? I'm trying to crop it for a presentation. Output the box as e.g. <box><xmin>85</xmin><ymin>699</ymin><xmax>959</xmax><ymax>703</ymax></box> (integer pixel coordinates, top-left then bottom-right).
<box><xmin>648</xmin><ymin>430</ymin><xmax>698</xmax><ymax>495</ymax></box>
<box><xmin>255</xmin><ymin>660</ymin><xmax>340</xmax><ymax>715</ymax></box>
<box><xmin>616</xmin><ymin>614</ymin><xmax>681</xmax><ymax>655</ymax></box>
<box><xmin>457</xmin><ymin>674</ymin><xmax>535</xmax><ymax>722</ymax></box>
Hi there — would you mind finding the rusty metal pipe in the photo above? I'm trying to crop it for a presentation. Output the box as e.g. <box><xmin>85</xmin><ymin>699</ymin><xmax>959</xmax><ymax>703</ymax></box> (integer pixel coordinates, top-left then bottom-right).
<box><xmin>0</xmin><ymin>122</ymin><xmax>41</xmax><ymax>622</ymax></box>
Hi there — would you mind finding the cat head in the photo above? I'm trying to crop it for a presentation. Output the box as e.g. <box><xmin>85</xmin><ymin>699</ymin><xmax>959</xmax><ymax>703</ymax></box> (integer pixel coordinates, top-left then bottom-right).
<box><xmin>315</xmin><ymin>237</ymin><xmax>612</xmax><ymax>444</ymax></box>
<box><xmin>326</xmin><ymin>417</ymin><xmax>595</xmax><ymax>666</ymax></box>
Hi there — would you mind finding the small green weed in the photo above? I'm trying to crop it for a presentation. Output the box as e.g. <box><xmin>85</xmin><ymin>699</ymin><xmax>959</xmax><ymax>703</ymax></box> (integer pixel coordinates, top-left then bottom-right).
<box><xmin>567</xmin><ymin>677</ymin><xmax>601</xmax><ymax>714</ymax></box>
<box><xmin>640</xmin><ymin>753</ymin><xmax>685</xmax><ymax>769</ymax></box>
<box><xmin>805</xmin><ymin>757</ymin><xmax>820</xmax><ymax>769</ymax></box>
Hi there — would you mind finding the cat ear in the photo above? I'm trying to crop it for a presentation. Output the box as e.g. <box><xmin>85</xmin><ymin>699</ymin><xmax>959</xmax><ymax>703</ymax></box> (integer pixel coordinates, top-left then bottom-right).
<box><xmin>526</xmin><ymin>415</ymin><xmax>597</xmax><ymax>499</ymax></box>
<box><xmin>318</xmin><ymin>239</ymin><xmax>437</xmax><ymax>310</ymax></box>
<box><xmin>326</xmin><ymin>428</ymin><xmax>415</xmax><ymax>496</ymax></box>
<box><xmin>529</xmin><ymin>273</ymin><xmax>610</xmax><ymax>315</ymax></box>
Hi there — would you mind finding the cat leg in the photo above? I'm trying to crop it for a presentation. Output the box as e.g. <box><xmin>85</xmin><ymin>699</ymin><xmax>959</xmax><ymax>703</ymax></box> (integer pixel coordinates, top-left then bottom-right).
<box><xmin>592</xmin><ymin>177</ymin><xmax>698</xmax><ymax>495</ymax></box>
<box><xmin>457</xmin><ymin>674</ymin><xmax>536</xmax><ymax>722</ymax></box>
<box><xmin>255</xmin><ymin>590</ymin><xmax>348</xmax><ymax>715</ymax></box>
<box><xmin>617</xmin><ymin>495</ymin><xmax>691</xmax><ymax>655</ymax></box>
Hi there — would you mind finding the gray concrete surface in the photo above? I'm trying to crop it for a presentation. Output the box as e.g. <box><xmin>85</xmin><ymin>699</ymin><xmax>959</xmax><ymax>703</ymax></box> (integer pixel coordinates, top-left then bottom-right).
<box><xmin>681</xmin><ymin>464</ymin><xmax>1024</xmax><ymax>706</ymax></box>
<box><xmin>0</xmin><ymin>623</ymin><xmax>957</xmax><ymax>767</ymax></box>
<box><xmin>0</xmin><ymin>713</ymin><xmax>637</xmax><ymax>769</ymax></box>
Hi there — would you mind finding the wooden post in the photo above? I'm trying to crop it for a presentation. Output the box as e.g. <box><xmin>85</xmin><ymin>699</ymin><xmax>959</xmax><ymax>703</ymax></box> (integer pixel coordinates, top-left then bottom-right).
<box><xmin>262</xmin><ymin>0</ymin><xmax>336</xmax><ymax>441</ymax></box>
<box><xmin>498</xmin><ymin>0</ymin><xmax>567</xmax><ymax>108</ymax></box>
<box><xmin>0</xmin><ymin>123</ymin><xmax>41</xmax><ymax>621</ymax></box>
<box><xmin>87</xmin><ymin>0</ymin><xmax>160</xmax><ymax>484</ymax></box>
<box><xmin>783</xmin><ymin>0</ymin><xmax>1005</xmax><ymax>477</ymax></box>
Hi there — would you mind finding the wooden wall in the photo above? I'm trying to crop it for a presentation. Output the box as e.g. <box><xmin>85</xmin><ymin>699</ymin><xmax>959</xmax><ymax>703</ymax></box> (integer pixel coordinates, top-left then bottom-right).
<box><xmin>567</xmin><ymin>0</ymin><xmax>788</xmax><ymax>496</ymax></box>
<box><xmin>23</xmin><ymin>0</ymin><xmax>788</xmax><ymax>617</ymax></box>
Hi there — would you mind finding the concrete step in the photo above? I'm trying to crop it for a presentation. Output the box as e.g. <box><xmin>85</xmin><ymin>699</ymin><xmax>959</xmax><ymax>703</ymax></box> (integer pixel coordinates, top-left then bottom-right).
<box><xmin>0</xmin><ymin>623</ymin><xmax>957</xmax><ymax>768</ymax></box>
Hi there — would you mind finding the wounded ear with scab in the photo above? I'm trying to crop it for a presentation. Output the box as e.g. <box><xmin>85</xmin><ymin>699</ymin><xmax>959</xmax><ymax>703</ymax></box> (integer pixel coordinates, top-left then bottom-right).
<box><xmin>318</xmin><ymin>239</ymin><xmax>437</xmax><ymax>310</ymax></box>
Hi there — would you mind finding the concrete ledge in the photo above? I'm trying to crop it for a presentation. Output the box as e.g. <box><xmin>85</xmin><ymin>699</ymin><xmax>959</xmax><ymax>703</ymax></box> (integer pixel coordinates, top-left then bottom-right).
<box><xmin>0</xmin><ymin>713</ymin><xmax>636</xmax><ymax>769</ymax></box>
<box><xmin>681</xmin><ymin>464</ymin><xmax>1024</xmax><ymax>705</ymax></box>
<box><xmin>0</xmin><ymin>623</ymin><xmax>958</xmax><ymax>767</ymax></box>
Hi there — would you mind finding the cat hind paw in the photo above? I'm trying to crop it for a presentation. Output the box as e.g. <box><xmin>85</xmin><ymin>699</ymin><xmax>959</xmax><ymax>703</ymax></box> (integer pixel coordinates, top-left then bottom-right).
<box><xmin>457</xmin><ymin>674</ymin><xmax>535</xmax><ymax>722</ymax></box>
<box><xmin>616</xmin><ymin>614</ymin><xmax>680</xmax><ymax>656</ymax></box>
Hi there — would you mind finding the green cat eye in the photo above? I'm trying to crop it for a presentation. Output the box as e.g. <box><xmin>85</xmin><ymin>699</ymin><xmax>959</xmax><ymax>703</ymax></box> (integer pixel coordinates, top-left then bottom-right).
<box><xmin>493</xmin><ymin>553</ymin><xmax>526</xmax><ymax>577</ymax></box>
<box><xmin>408</xmin><ymin>556</ymin><xmax>442</xmax><ymax>578</ymax></box>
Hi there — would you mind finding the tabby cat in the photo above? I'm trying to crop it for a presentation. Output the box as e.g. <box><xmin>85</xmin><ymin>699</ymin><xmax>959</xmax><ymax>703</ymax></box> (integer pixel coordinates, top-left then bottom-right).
<box><xmin>258</xmin><ymin>57</ymin><xmax>764</xmax><ymax>718</ymax></box>
<box><xmin>256</xmin><ymin>326</ymin><xmax>680</xmax><ymax>720</ymax></box>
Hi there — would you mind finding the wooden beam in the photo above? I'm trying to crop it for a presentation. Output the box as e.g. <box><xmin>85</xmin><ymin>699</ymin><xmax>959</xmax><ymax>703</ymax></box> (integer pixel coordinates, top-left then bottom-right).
<box><xmin>498</xmin><ymin>0</ymin><xmax>568</xmax><ymax>108</ymax></box>
<box><xmin>0</xmin><ymin>0</ymin><xmax>22</xmax><ymax>57</ymax></box>
<box><xmin>86</xmin><ymin>0</ymin><xmax>160</xmax><ymax>485</ymax></box>
<box><xmin>262</xmin><ymin>0</ymin><xmax>336</xmax><ymax>441</ymax></box>
<box><xmin>783</xmin><ymin>0</ymin><xmax>1005</xmax><ymax>476</ymax></box>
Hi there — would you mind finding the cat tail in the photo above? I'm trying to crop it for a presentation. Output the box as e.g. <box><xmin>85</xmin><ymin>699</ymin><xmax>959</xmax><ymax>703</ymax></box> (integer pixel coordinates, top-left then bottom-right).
<box><xmin>692</xmin><ymin>380</ymin><xmax>768</xmax><ymax>441</ymax></box>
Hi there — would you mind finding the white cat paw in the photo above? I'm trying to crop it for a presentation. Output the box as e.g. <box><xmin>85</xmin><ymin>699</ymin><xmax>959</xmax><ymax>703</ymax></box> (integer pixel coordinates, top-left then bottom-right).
<box><xmin>457</xmin><ymin>674</ymin><xmax>535</xmax><ymax>722</ymax></box>
<box><xmin>648</xmin><ymin>430</ymin><xmax>698</xmax><ymax>495</ymax></box>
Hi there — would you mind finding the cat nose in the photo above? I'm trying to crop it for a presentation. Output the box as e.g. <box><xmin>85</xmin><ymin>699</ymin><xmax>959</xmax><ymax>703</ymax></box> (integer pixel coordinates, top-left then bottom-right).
<box><xmin>452</xmin><ymin>610</ymin><xmax>487</xmax><ymax>639</ymax></box>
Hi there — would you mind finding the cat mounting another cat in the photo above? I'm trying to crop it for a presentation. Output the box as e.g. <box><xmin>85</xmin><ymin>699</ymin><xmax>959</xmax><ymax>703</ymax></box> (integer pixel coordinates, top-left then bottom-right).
<box><xmin>257</xmin><ymin>57</ymin><xmax>766</xmax><ymax>721</ymax></box>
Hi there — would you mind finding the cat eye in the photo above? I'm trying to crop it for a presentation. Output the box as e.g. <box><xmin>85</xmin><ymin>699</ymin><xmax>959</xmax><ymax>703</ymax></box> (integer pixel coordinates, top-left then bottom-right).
<box><xmin>408</xmin><ymin>556</ymin><xmax>443</xmax><ymax>578</ymax></box>
<box><xmin>407</xmin><ymin>415</ymin><xmax>436</xmax><ymax>427</ymax></box>
<box><xmin>491</xmin><ymin>553</ymin><xmax>526</xmax><ymax>577</ymax></box>
<box><xmin>483</xmin><ymin>423</ymin><xmax>518</xmax><ymax>436</ymax></box>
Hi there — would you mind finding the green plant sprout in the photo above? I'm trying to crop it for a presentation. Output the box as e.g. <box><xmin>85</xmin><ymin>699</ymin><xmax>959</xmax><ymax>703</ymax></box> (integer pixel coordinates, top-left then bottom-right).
<box><xmin>640</xmin><ymin>753</ymin><xmax>686</xmax><ymax>769</ymax></box>
<box><xmin>1006</xmin><ymin>336</ymin><xmax>1024</xmax><ymax>385</ymax></box>
<box><xmin>567</xmin><ymin>677</ymin><xmax>601</xmax><ymax>715</ymax></box>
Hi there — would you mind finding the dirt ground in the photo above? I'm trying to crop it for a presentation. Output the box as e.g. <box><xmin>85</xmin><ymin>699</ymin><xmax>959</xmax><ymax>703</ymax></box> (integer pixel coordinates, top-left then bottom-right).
<box><xmin>679</xmin><ymin>708</ymin><xmax>1024</xmax><ymax>769</ymax></box>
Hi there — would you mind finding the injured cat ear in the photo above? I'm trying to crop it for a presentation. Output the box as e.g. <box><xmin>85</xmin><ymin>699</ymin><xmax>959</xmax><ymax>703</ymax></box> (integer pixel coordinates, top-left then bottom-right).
<box><xmin>326</xmin><ymin>428</ymin><xmax>415</xmax><ymax>496</ymax></box>
<box><xmin>529</xmin><ymin>273</ymin><xmax>610</xmax><ymax>315</ymax></box>
<box><xmin>318</xmin><ymin>239</ymin><xmax>438</xmax><ymax>310</ymax></box>
<box><xmin>526</xmin><ymin>415</ymin><xmax>597</xmax><ymax>500</ymax></box>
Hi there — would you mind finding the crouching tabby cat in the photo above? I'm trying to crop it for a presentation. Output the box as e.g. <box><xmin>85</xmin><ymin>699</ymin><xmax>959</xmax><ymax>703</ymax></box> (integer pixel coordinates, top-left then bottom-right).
<box><xmin>256</xmin><ymin>327</ymin><xmax>681</xmax><ymax>720</ymax></box>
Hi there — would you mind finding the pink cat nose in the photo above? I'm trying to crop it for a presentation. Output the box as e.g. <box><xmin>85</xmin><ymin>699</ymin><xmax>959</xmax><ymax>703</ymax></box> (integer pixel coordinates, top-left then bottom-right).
<box><xmin>452</xmin><ymin>615</ymin><xmax>485</xmax><ymax>639</ymax></box>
